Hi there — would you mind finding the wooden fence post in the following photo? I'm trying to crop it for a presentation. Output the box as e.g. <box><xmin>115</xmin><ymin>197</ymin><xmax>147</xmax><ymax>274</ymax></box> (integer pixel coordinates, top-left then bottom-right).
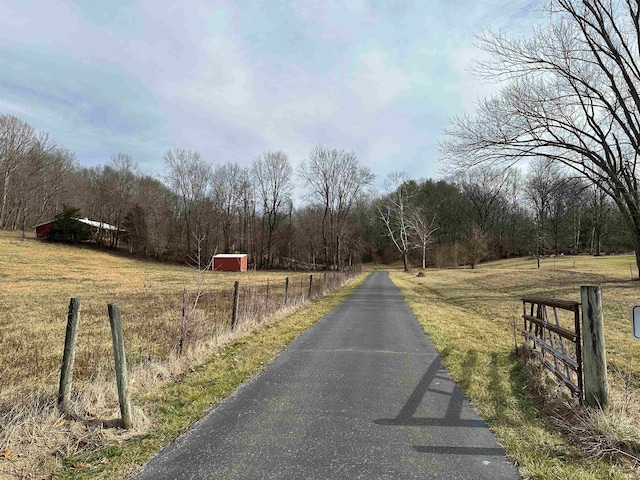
<box><xmin>59</xmin><ymin>298</ymin><xmax>81</xmax><ymax>410</ymax></box>
<box><xmin>107</xmin><ymin>303</ymin><xmax>133</xmax><ymax>429</ymax></box>
<box><xmin>284</xmin><ymin>277</ymin><xmax>289</xmax><ymax>305</ymax></box>
<box><xmin>308</xmin><ymin>274</ymin><xmax>313</xmax><ymax>299</ymax></box>
<box><xmin>580</xmin><ymin>286</ymin><xmax>609</xmax><ymax>408</ymax></box>
<box><xmin>266</xmin><ymin>279</ymin><xmax>270</xmax><ymax>310</ymax></box>
<box><xmin>231</xmin><ymin>280</ymin><xmax>240</xmax><ymax>330</ymax></box>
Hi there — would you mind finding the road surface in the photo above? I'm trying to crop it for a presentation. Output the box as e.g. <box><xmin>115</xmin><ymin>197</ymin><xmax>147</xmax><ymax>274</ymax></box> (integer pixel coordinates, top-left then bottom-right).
<box><xmin>136</xmin><ymin>271</ymin><xmax>520</xmax><ymax>479</ymax></box>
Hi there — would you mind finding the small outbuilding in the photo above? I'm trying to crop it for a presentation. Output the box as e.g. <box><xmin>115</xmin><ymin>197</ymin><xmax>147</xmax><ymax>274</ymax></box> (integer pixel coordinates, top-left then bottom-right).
<box><xmin>213</xmin><ymin>254</ymin><xmax>247</xmax><ymax>272</ymax></box>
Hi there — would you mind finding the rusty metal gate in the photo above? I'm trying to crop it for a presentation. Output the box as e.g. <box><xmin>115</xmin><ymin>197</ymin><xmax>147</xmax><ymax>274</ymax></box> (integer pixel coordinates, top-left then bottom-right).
<box><xmin>521</xmin><ymin>295</ymin><xmax>583</xmax><ymax>402</ymax></box>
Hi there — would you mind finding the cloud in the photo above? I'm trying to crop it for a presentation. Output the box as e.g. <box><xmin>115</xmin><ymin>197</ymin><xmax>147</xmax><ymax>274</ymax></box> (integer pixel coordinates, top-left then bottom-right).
<box><xmin>346</xmin><ymin>50</ymin><xmax>417</xmax><ymax>112</ymax></box>
<box><xmin>177</xmin><ymin>36</ymin><xmax>256</xmax><ymax>114</ymax></box>
<box><xmin>0</xmin><ymin>99</ymin><xmax>33</xmax><ymax>117</ymax></box>
<box><xmin>447</xmin><ymin>45</ymin><xmax>499</xmax><ymax>112</ymax></box>
<box><xmin>367</xmin><ymin>135</ymin><xmax>403</xmax><ymax>167</ymax></box>
<box><xmin>0</xmin><ymin>0</ymin><xmax>544</xmax><ymax>185</ymax></box>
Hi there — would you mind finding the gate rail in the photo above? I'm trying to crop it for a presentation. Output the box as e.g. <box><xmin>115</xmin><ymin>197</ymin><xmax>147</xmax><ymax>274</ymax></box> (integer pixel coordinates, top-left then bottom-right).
<box><xmin>521</xmin><ymin>295</ymin><xmax>583</xmax><ymax>402</ymax></box>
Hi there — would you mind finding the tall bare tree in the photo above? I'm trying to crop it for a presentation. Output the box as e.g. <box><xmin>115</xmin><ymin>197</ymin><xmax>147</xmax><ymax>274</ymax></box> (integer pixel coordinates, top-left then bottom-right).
<box><xmin>525</xmin><ymin>159</ymin><xmax>566</xmax><ymax>266</ymax></box>
<box><xmin>237</xmin><ymin>167</ymin><xmax>255</xmax><ymax>258</ymax></box>
<box><xmin>377</xmin><ymin>172</ymin><xmax>415</xmax><ymax>272</ymax></box>
<box><xmin>108</xmin><ymin>153</ymin><xmax>138</xmax><ymax>247</ymax></box>
<box><xmin>163</xmin><ymin>148</ymin><xmax>211</xmax><ymax>258</ymax></box>
<box><xmin>0</xmin><ymin>114</ymin><xmax>35</xmax><ymax>228</ymax></box>
<box><xmin>212</xmin><ymin>162</ymin><xmax>242</xmax><ymax>253</ymax></box>
<box><xmin>407</xmin><ymin>210</ymin><xmax>438</xmax><ymax>269</ymax></box>
<box><xmin>441</xmin><ymin>0</ymin><xmax>640</xmax><ymax>276</ymax></box>
<box><xmin>300</xmin><ymin>146</ymin><xmax>374</xmax><ymax>270</ymax></box>
<box><xmin>586</xmin><ymin>182</ymin><xmax>613</xmax><ymax>256</ymax></box>
<box><xmin>252</xmin><ymin>151</ymin><xmax>292</xmax><ymax>268</ymax></box>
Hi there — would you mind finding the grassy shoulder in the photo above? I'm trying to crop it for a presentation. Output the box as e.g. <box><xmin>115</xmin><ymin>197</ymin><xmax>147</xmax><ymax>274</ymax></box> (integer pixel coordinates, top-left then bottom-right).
<box><xmin>54</xmin><ymin>273</ymin><xmax>369</xmax><ymax>480</ymax></box>
<box><xmin>389</xmin><ymin>267</ymin><xmax>638</xmax><ymax>480</ymax></box>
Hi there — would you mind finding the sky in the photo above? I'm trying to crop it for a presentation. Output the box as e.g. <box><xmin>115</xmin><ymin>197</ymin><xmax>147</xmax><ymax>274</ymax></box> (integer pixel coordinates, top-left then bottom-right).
<box><xmin>0</xmin><ymin>0</ymin><xmax>542</xmax><ymax>187</ymax></box>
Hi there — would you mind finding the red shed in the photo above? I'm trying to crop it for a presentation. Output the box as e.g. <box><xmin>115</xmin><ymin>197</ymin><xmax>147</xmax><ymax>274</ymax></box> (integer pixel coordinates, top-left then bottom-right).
<box><xmin>213</xmin><ymin>254</ymin><xmax>247</xmax><ymax>272</ymax></box>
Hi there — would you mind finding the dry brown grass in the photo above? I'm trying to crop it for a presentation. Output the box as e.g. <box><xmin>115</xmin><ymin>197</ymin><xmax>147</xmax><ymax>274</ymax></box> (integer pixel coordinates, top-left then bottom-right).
<box><xmin>0</xmin><ymin>230</ymin><xmax>326</xmax><ymax>395</ymax></box>
<box><xmin>0</xmin><ymin>230</ymin><xmax>360</xmax><ymax>479</ymax></box>
<box><xmin>390</xmin><ymin>256</ymin><xmax>640</xmax><ymax>479</ymax></box>
<box><xmin>520</xmin><ymin>347</ymin><xmax>640</xmax><ymax>466</ymax></box>
<box><xmin>401</xmin><ymin>255</ymin><xmax>640</xmax><ymax>385</ymax></box>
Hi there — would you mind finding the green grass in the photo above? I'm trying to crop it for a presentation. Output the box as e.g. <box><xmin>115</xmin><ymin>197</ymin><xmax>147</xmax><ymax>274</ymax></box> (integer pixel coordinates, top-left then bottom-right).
<box><xmin>390</xmin><ymin>255</ymin><xmax>640</xmax><ymax>479</ymax></box>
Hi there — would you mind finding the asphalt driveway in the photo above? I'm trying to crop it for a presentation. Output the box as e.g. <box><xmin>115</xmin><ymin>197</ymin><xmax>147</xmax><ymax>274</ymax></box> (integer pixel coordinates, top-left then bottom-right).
<box><xmin>135</xmin><ymin>271</ymin><xmax>520</xmax><ymax>479</ymax></box>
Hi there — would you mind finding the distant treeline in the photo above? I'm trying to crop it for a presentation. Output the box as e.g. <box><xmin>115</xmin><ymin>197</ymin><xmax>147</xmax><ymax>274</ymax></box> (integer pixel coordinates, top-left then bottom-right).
<box><xmin>0</xmin><ymin>112</ymin><xmax>633</xmax><ymax>269</ymax></box>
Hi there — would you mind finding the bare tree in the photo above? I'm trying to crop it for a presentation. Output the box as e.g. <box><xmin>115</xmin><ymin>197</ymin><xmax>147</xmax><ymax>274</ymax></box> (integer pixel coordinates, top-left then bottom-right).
<box><xmin>137</xmin><ymin>176</ymin><xmax>179</xmax><ymax>260</ymax></box>
<box><xmin>108</xmin><ymin>153</ymin><xmax>138</xmax><ymax>248</ymax></box>
<box><xmin>441</xmin><ymin>0</ymin><xmax>640</xmax><ymax>277</ymax></box>
<box><xmin>407</xmin><ymin>210</ymin><xmax>438</xmax><ymax>269</ymax></box>
<box><xmin>163</xmin><ymin>149</ymin><xmax>211</xmax><ymax>258</ymax></box>
<box><xmin>300</xmin><ymin>146</ymin><xmax>374</xmax><ymax>270</ymax></box>
<box><xmin>458</xmin><ymin>165</ymin><xmax>512</xmax><ymax>234</ymax></box>
<box><xmin>525</xmin><ymin>159</ymin><xmax>566</xmax><ymax>267</ymax></box>
<box><xmin>462</xmin><ymin>225</ymin><xmax>488</xmax><ymax>269</ymax></box>
<box><xmin>212</xmin><ymin>162</ymin><xmax>242</xmax><ymax>253</ymax></box>
<box><xmin>9</xmin><ymin>132</ymin><xmax>58</xmax><ymax>237</ymax></box>
<box><xmin>0</xmin><ymin>114</ymin><xmax>35</xmax><ymax>228</ymax></box>
<box><xmin>377</xmin><ymin>172</ymin><xmax>415</xmax><ymax>272</ymax></box>
<box><xmin>296</xmin><ymin>205</ymin><xmax>325</xmax><ymax>269</ymax></box>
<box><xmin>586</xmin><ymin>182</ymin><xmax>613</xmax><ymax>256</ymax></box>
<box><xmin>237</xmin><ymin>167</ymin><xmax>255</xmax><ymax>259</ymax></box>
<box><xmin>252</xmin><ymin>151</ymin><xmax>292</xmax><ymax>268</ymax></box>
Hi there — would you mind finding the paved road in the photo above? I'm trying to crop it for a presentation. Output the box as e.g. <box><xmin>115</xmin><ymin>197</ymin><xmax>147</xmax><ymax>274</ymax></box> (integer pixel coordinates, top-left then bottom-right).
<box><xmin>136</xmin><ymin>271</ymin><xmax>520</xmax><ymax>479</ymax></box>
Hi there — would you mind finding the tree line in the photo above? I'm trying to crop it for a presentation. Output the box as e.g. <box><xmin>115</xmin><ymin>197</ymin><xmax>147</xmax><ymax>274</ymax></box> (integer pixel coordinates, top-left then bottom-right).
<box><xmin>0</xmin><ymin>113</ymin><xmax>379</xmax><ymax>269</ymax></box>
<box><xmin>0</xmin><ymin>107</ymin><xmax>635</xmax><ymax>270</ymax></box>
<box><xmin>373</xmin><ymin>161</ymin><xmax>632</xmax><ymax>270</ymax></box>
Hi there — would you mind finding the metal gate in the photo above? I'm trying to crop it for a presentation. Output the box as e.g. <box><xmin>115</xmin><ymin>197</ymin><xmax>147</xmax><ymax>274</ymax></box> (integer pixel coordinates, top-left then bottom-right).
<box><xmin>521</xmin><ymin>295</ymin><xmax>583</xmax><ymax>402</ymax></box>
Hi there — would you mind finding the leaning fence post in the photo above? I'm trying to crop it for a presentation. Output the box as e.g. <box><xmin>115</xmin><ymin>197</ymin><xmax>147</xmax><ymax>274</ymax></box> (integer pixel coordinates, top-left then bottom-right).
<box><xmin>59</xmin><ymin>298</ymin><xmax>81</xmax><ymax>410</ymax></box>
<box><xmin>580</xmin><ymin>286</ymin><xmax>609</xmax><ymax>408</ymax></box>
<box><xmin>107</xmin><ymin>303</ymin><xmax>133</xmax><ymax>429</ymax></box>
<box><xmin>231</xmin><ymin>280</ymin><xmax>240</xmax><ymax>330</ymax></box>
<box><xmin>308</xmin><ymin>274</ymin><xmax>313</xmax><ymax>299</ymax></box>
<box><xmin>284</xmin><ymin>277</ymin><xmax>289</xmax><ymax>305</ymax></box>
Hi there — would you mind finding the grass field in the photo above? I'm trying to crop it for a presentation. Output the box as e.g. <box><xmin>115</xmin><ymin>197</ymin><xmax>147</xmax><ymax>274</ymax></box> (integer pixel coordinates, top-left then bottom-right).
<box><xmin>0</xmin><ymin>230</ymin><xmax>361</xmax><ymax>479</ymax></box>
<box><xmin>3</xmin><ymin>231</ymin><xmax>640</xmax><ymax>479</ymax></box>
<box><xmin>390</xmin><ymin>254</ymin><xmax>640</xmax><ymax>479</ymax></box>
<box><xmin>0</xmin><ymin>230</ymin><xmax>328</xmax><ymax>397</ymax></box>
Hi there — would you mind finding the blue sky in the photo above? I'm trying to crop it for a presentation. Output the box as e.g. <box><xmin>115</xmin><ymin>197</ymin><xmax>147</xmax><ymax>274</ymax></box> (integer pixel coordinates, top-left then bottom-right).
<box><xmin>0</xmin><ymin>0</ymin><xmax>541</xmax><ymax>185</ymax></box>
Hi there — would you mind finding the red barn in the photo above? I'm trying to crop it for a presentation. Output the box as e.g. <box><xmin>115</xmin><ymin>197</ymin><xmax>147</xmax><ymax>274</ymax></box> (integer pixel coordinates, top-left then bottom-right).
<box><xmin>213</xmin><ymin>254</ymin><xmax>247</xmax><ymax>272</ymax></box>
<box><xmin>34</xmin><ymin>217</ymin><xmax>124</xmax><ymax>242</ymax></box>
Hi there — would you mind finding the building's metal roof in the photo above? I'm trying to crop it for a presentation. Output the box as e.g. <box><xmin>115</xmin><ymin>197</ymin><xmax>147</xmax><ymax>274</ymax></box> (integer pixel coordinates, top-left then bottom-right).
<box><xmin>33</xmin><ymin>217</ymin><xmax>124</xmax><ymax>232</ymax></box>
<box><xmin>74</xmin><ymin>218</ymin><xmax>122</xmax><ymax>231</ymax></box>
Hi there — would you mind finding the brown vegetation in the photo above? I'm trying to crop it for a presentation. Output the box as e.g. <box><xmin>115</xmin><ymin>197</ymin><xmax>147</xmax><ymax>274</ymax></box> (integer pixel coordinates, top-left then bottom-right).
<box><xmin>391</xmin><ymin>254</ymin><xmax>640</xmax><ymax>479</ymax></box>
<box><xmin>0</xmin><ymin>230</ymin><xmax>361</xmax><ymax>478</ymax></box>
